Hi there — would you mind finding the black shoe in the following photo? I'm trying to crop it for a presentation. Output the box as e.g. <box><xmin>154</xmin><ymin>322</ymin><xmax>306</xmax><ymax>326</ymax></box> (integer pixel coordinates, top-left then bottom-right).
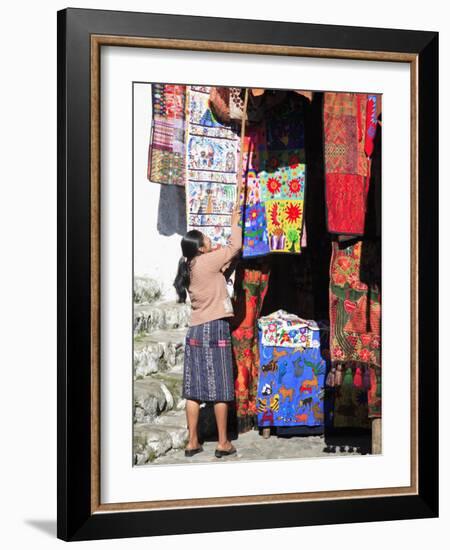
<box><xmin>214</xmin><ymin>445</ymin><xmax>237</xmax><ymax>458</ymax></box>
<box><xmin>184</xmin><ymin>446</ymin><xmax>203</xmax><ymax>457</ymax></box>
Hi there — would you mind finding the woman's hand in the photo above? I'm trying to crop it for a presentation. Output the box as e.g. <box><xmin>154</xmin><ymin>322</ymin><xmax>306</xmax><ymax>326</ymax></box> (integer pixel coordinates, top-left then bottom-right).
<box><xmin>231</xmin><ymin>207</ymin><xmax>241</xmax><ymax>226</ymax></box>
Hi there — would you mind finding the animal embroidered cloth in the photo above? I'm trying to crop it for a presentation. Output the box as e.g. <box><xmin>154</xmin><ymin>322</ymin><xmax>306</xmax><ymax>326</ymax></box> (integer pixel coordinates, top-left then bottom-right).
<box><xmin>258</xmin><ymin>309</ymin><xmax>320</xmax><ymax>348</ymax></box>
<box><xmin>256</xmin><ymin>324</ymin><xmax>328</xmax><ymax>428</ymax></box>
<box><xmin>185</xmin><ymin>86</ymin><xmax>241</xmax><ymax>248</ymax></box>
<box><xmin>148</xmin><ymin>84</ymin><xmax>187</xmax><ymax>186</ymax></box>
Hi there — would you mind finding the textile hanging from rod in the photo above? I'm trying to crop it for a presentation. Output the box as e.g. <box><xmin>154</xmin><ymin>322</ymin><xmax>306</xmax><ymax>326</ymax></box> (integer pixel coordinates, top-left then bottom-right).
<box><xmin>185</xmin><ymin>86</ymin><xmax>241</xmax><ymax>248</ymax></box>
<box><xmin>230</xmin><ymin>265</ymin><xmax>270</xmax><ymax>431</ymax></box>
<box><xmin>147</xmin><ymin>83</ymin><xmax>187</xmax><ymax>186</ymax></box>
<box><xmin>326</xmin><ymin>239</ymin><xmax>381</xmax><ymax>418</ymax></box>
<box><xmin>323</xmin><ymin>92</ymin><xmax>378</xmax><ymax>236</ymax></box>
<box><xmin>241</xmin><ymin>92</ymin><xmax>307</xmax><ymax>257</ymax></box>
<box><xmin>209</xmin><ymin>88</ymin><xmax>308</xmax><ymax>257</ymax></box>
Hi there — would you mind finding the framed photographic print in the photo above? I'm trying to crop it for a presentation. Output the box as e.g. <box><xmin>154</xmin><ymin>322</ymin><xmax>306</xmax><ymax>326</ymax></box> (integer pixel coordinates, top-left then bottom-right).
<box><xmin>57</xmin><ymin>8</ymin><xmax>438</xmax><ymax>542</ymax></box>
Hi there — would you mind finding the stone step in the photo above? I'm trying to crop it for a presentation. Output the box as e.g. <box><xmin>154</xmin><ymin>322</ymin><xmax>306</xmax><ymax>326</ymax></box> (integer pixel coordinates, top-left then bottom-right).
<box><xmin>154</xmin><ymin>409</ymin><xmax>187</xmax><ymax>429</ymax></box>
<box><xmin>152</xmin><ymin>371</ymin><xmax>184</xmax><ymax>409</ymax></box>
<box><xmin>134</xmin><ymin>301</ymin><xmax>190</xmax><ymax>334</ymax></box>
<box><xmin>134</xmin><ymin>328</ymin><xmax>187</xmax><ymax>378</ymax></box>
<box><xmin>134</xmin><ymin>422</ymin><xmax>188</xmax><ymax>465</ymax></box>
<box><xmin>134</xmin><ymin>276</ymin><xmax>162</xmax><ymax>305</ymax></box>
<box><xmin>134</xmin><ymin>378</ymin><xmax>174</xmax><ymax>423</ymax></box>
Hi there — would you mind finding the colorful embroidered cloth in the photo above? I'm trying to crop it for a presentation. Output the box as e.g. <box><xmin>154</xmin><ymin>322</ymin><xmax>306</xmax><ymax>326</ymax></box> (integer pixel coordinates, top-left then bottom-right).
<box><xmin>323</xmin><ymin>92</ymin><xmax>377</xmax><ymax>235</ymax></box>
<box><xmin>258</xmin><ymin>309</ymin><xmax>319</xmax><ymax>348</ymax></box>
<box><xmin>256</xmin><ymin>323</ymin><xmax>328</xmax><ymax>427</ymax></box>
<box><xmin>240</xmin><ymin>125</ymin><xmax>271</xmax><ymax>256</ymax></box>
<box><xmin>185</xmin><ymin>86</ymin><xmax>241</xmax><ymax>248</ymax></box>
<box><xmin>327</xmin><ymin>240</ymin><xmax>381</xmax><ymax>418</ymax></box>
<box><xmin>230</xmin><ymin>266</ymin><xmax>270</xmax><ymax>431</ymax></box>
<box><xmin>241</xmin><ymin>92</ymin><xmax>306</xmax><ymax>257</ymax></box>
<box><xmin>148</xmin><ymin>84</ymin><xmax>187</xmax><ymax>185</ymax></box>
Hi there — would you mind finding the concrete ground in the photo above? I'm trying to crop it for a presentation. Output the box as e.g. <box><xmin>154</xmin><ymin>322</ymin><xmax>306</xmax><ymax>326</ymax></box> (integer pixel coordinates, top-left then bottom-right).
<box><xmin>153</xmin><ymin>428</ymin><xmax>346</xmax><ymax>465</ymax></box>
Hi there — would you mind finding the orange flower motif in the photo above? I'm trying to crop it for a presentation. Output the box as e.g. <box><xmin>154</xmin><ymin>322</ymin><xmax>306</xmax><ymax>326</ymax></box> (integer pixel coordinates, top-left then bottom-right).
<box><xmin>285</xmin><ymin>203</ymin><xmax>302</xmax><ymax>223</ymax></box>
<box><xmin>266</xmin><ymin>177</ymin><xmax>281</xmax><ymax>195</ymax></box>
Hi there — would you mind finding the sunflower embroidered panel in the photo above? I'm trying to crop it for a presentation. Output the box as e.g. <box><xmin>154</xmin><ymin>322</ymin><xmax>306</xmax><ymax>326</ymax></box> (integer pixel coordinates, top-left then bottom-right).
<box><xmin>241</xmin><ymin>92</ymin><xmax>306</xmax><ymax>257</ymax></box>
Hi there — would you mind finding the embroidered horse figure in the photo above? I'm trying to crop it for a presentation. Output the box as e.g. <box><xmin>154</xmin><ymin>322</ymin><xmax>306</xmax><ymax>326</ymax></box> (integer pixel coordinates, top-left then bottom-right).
<box><xmin>298</xmin><ymin>396</ymin><xmax>313</xmax><ymax>409</ymax></box>
<box><xmin>279</xmin><ymin>385</ymin><xmax>294</xmax><ymax>403</ymax></box>
<box><xmin>273</xmin><ymin>348</ymin><xmax>289</xmax><ymax>361</ymax></box>
<box><xmin>295</xmin><ymin>412</ymin><xmax>308</xmax><ymax>423</ymax></box>
<box><xmin>300</xmin><ymin>375</ymin><xmax>318</xmax><ymax>394</ymax></box>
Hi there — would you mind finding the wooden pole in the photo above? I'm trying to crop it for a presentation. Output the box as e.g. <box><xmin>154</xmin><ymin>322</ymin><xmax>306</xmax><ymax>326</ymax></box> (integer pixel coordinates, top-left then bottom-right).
<box><xmin>371</xmin><ymin>418</ymin><xmax>382</xmax><ymax>454</ymax></box>
<box><xmin>235</xmin><ymin>87</ymin><xmax>249</xmax><ymax>212</ymax></box>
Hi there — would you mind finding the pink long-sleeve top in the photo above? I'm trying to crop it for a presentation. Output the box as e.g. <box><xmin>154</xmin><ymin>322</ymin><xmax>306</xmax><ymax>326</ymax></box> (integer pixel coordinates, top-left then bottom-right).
<box><xmin>187</xmin><ymin>221</ymin><xmax>242</xmax><ymax>327</ymax></box>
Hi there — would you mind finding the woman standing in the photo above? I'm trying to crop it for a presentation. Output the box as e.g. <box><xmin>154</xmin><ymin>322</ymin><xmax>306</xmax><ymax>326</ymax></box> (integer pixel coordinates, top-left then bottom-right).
<box><xmin>173</xmin><ymin>210</ymin><xmax>242</xmax><ymax>458</ymax></box>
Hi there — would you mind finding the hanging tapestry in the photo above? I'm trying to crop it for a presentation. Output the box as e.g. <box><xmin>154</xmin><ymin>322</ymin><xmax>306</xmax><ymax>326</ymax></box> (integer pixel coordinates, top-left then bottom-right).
<box><xmin>241</xmin><ymin>92</ymin><xmax>306</xmax><ymax>257</ymax></box>
<box><xmin>230</xmin><ymin>265</ymin><xmax>270</xmax><ymax>432</ymax></box>
<box><xmin>327</xmin><ymin>239</ymin><xmax>381</xmax><ymax>418</ymax></box>
<box><xmin>323</xmin><ymin>92</ymin><xmax>375</xmax><ymax>235</ymax></box>
<box><xmin>256</xmin><ymin>318</ymin><xmax>328</xmax><ymax>428</ymax></box>
<box><xmin>185</xmin><ymin>86</ymin><xmax>241</xmax><ymax>248</ymax></box>
<box><xmin>156</xmin><ymin>183</ymin><xmax>187</xmax><ymax>237</ymax></box>
<box><xmin>148</xmin><ymin>84</ymin><xmax>187</xmax><ymax>185</ymax></box>
<box><xmin>240</xmin><ymin>126</ymin><xmax>271</xmax><ymax>257</ymax></box>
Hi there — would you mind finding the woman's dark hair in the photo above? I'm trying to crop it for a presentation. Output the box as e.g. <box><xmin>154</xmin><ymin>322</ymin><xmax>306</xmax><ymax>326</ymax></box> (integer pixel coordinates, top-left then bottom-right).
<box><xmin>173</xmin><ymin>230</ymin><xmax>205</xmax><ymax>303</ymax></box>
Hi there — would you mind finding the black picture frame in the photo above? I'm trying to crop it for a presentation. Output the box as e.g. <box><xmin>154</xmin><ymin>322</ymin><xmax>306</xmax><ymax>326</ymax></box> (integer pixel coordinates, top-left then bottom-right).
<box><xmin>57</xmin><ymin>7</ymin><xmax>438</xmax><ymax>541</ymax></box>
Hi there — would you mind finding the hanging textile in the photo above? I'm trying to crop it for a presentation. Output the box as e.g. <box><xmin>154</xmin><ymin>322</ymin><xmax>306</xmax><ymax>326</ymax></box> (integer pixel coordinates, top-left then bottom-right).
<box><xmin>156</xmin><ymin>183</ymin><xmax>187</xmax><ymax>237</ymax></box>
<box><xmin>240</xmin><ymin>125</ymin><xmax>271</xmax><ymax>257</ymax></box>
<box><xmin>230</xmin><ymin>265</ymin><xmax>270</xmax><ymax>432</ymax></box>
<box><xmin>148</xmin><ymin>84</ymin><xmax>187</xmax><ymax>185</ymax></box>
<box><xmin>327</xmin><ymin>239</ymin><xmax>381</xmax><ymax>418</ymax></box>
<box><xmin>185</xmin><ymin>86</ymin><xmax>241</xmax><ymax>248</ymax></box>
<box><xmin>323</xmin><ymin>93</ymin><xmax>377</xmax><ymax>236</ymax></box>
<box><xmin>256</xmin><ymin>312</ymin><xmax>329</xmax><ymax>428</ymax></box>
<box><xmin>240</xmin><ymin>92</ymin><xmax>307</xmax><ymax>257</ymax></box>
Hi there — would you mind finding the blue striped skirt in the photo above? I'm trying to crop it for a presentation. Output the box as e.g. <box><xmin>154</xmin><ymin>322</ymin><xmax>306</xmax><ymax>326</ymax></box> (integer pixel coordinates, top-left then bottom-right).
<box><xmin>182</xmin><ymin>319</ymin><xmax>235</xmax><ymax>402</ymax></box>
